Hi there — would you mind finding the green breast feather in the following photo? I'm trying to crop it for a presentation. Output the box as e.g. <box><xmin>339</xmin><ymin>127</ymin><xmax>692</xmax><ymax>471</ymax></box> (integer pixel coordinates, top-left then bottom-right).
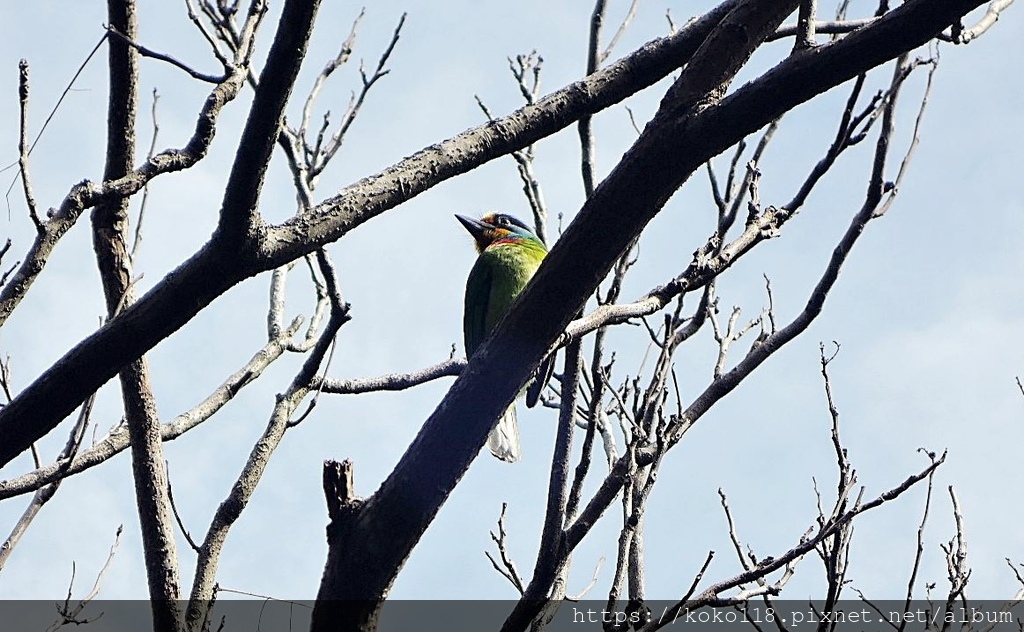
<box><xmin>464</xmin><ymin>241</ymin><xmax>545</xmax><ymax>355</ymax></box>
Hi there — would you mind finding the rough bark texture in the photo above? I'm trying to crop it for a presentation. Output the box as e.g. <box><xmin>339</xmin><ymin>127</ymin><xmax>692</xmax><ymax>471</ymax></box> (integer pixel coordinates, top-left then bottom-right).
<box><xmin>91</xmin><ymin>2</ymin><xmax>183</xmax><ymax>629</ymax></box>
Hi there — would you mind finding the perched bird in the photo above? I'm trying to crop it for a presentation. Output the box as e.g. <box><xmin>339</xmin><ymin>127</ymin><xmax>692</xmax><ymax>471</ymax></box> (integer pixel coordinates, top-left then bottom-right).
<box><xmin>457</xmin><ymin>212</ymin><xmax>547</xmax><ymax>462</ymax></box>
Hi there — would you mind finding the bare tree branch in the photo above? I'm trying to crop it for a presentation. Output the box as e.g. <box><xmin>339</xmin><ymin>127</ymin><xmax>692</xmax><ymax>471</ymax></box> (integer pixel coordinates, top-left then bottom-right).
<box><xmin>600</xmin><ymin>0</ymin><xmax>641</xmax><ymax>65</ymax></box>
<box><xmin>941</xmin><ymin>0</ymin><xmax>1014</xmax><ymax>42</ymax></box>
<box><xmin>92</xmin><ymin>4</ymin><xmax>182</xmax><ymax>627</ymax></box>
<box><xmin>485</xmin><ymin>503</ymin><xmax>526</xmax><ymax>595</ymax></box>
<box><xmin>521</xmin><ymin>338</ymin><xmax>583</xmax><ymax>604</ymax></box>
<box><xmin>477</xmin><ymin>51</ymin><xmax>550</xmax><ymax>243</ymax></box>
<box><xmin>278</xmin><ymin>10</ymin><xmax>406</xmax><ymax>211</ymax></box>
<box><xmin>310</xmin><ymin>5</ymin><xmax>987</xmax><ymax>622</ymax></box>
<box><xmin>0</xmin><ymin>394</ymin><xmax>94</xmax><ymax>573</ymax></box>
<box><xmin>46</xmin><ymin>526</ymin><xmax>122</xmax><ymax>632</ymax></box>
<box><xmin>17</xmin><ymin>60</ymin><xmax>42</xmax><ymax>232</ymax></box>
<box><xmin>3</xmin><ymin>32</ymin><xmax>106</xmax><ymax>185</ymax></box>
<box><xmin>770</xmin><ymin>17</ymin><xmax>875</xmax><ymax>40</ymax></box>
<box><xmin>317</xmin><ymin>358</ymin><xmax>464</xmax><ymax>394</ymax></box>
<box><xmin>0</xmin><ymin>317</ymin><xmax>303</xmax><ymax>501</ymax></box>
<box><xmin>131</xmin><ymin>88</ymin><xmax>161</xmax><ymax>259</ymax></box>
<box><xmin>106</xmin><ymin>24</ymin><xmax>228</xmax><ymax>83</ymax></box>
<box><xmin>794</xmin><ymin>0</ymin><xmax>819</xmax><ymax>50</ymax></box>
<box><xmin>563</xmin><ymin>45</ymin><xmax>933</xmax><ymax>576</ymax></box>
<box><xmin>645</xmin><ymin>452</ymin><xmax>947</xmax><ymax>632</ymax></box>
<box><xmin>0</xmin><ymin>0</ymin><xmax>742</xmax><ymax>465</ymax></box>
<box><xmin>0</xmin><ymin>0</ymin><xmax>264</xmax><ymax>328</ymax></box>
<box><xmin>940</xmin><ymin>485</ymin><xmax>970</xmax><ymax>608</ymax></box>
<box><xmin>1</xmin><ymin>1</ymin><xmax>1011</xmax><ymax>625</ymax></box>
<box><xmin>166</xmin><ymin>463</ymin><xmax>202</xmax><ymax>554</ymax></box>
<box><xmin>186</xmin><ymin>249</ymin><xmax>349</xmax><ymax>631</ymax></box>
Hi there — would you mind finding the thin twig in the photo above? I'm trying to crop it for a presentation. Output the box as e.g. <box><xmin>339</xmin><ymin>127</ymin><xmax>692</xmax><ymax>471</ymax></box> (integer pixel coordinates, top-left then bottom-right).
<box><xmin>46</xmin><ymin>525</ymin><xmax>122</xmax><ymax>632</ymax></box>
<box><xmin>16</xmin><ymin>60</ymin><xmax>42</xmax><ymax>231</ymax></box>
<box><xmin>2</xmin><ymin>32</ymin><xmax>107</xmax><ymax>180</ymax></box>
<box><xmin>900</xmin><ymin>448</ymin><xmax>940</xmax><ymax>631</ymax></box>
<box><xmin>186</xmin><ymin>249</ymin><xmax>351</xmax><ymax>626</ymax></box>
<box><xmin>166</xmin><ymin>462</ymin><xmax>201</xmax><ymax>553</ymax></box>
<box><xmin>106</xmin><ymin>25</ymin><xmax>227</xmax><ymax>82</ymax></box>
<box><xmin>600</xmin><ymin>0</ymin><xmax>641</xmax><ymax>64</ymax></box>
<box><xmin>0</xmin><ymin>318</ymin><xmax>304</xmax><ymax>501</ymax></box>
<box><xmin>486</xmin><ymin>503</ymin><xmax>526</xmax><ymax>594</ymax></box>
<box><xmin>0</xmin><ymin>393</ymin><xmax>95</xmax><ymax>572</ymax></box>
<box><xmin>132</xmin><ymin>88</ymin><xmax>161</xmax><ymax>258</ymax></box>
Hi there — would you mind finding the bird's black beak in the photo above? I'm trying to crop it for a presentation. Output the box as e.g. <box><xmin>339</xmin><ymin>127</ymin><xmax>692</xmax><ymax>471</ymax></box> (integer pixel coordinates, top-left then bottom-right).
<box><xmin>455</xmin><ymin>214</ymin><xmax>491</xmax><ymax>251</ymax></box>
<box><xmin>455</xmin><ymin>214</ymin><xmax>488</xmax><ymax>238</ymax></box>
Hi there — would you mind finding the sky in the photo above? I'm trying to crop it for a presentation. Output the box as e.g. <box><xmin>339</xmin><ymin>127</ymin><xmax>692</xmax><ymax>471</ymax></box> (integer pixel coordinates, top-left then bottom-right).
<box><xmin>0</xmin><ymin>0</ymin><xmax>1022</xmax><ymax>612</ymax></box>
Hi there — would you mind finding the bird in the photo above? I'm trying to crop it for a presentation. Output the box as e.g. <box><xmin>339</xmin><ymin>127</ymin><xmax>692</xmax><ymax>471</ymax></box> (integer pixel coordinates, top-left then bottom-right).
<box><xmin>456</xmin><ymin>212</ymin><xmax>547</xmax><ymax>462</ymax></box>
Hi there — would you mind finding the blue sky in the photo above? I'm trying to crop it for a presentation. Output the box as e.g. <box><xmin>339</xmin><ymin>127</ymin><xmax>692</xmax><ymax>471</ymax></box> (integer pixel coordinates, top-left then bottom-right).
<box><xmin>0</xmin><ymin>0</ymin><xmax>1022</xmax><ymax>606</ymax></box>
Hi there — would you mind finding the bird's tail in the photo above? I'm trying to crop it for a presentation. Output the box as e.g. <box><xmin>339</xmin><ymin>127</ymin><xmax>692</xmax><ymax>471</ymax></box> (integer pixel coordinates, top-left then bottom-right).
<box><xmin>487</xmin><ymin>404</ymin><xmax>521</xmax><ymax>463</ymax></box>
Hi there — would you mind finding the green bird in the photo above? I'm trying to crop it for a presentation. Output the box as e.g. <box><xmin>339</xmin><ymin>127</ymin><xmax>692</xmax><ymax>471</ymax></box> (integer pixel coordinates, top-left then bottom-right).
<box><xmin>457</xmin><ymin>212</ymin><xmax>547</xmax><ymax>462</ymax></box>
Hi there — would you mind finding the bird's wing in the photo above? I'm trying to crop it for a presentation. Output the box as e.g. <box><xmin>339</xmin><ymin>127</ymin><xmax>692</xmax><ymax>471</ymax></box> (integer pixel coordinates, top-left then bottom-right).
<box><xmin>464</xmin><ymin>256</ymin><xmax>494</xmax><ymax>355</ymax></box>
<box><xmin>465</xmin><ymin>245</ymin><xmax>541</xmax><ymax>355</ymax></box>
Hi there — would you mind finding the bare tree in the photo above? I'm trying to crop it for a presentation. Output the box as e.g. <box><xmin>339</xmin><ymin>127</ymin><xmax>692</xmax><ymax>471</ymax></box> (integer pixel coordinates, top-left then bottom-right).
<box><xmin>0</xmin><ymin>0</ymin><xmax>1018</xmax><ymax>631</ymax></box>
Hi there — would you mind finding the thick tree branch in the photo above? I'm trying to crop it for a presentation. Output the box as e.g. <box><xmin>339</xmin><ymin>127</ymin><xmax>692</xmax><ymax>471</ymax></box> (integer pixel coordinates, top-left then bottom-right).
<box><xmin>214</xmin><ymin>0</ymin><xmax>321</xmax><ymax>244</ymax></box>
<box><xmin>313</xmin><ymin>1</ymin><xmax>801</xmax><ymax>622</ymax></box>
<box><xmin>91</xmin><ymin>2</ymin><xmax>181</xmax><ymax>628</ymax></box>
<box><xmin>310</xmin><ymin>0</ymin><xmax>982</xmax><ymax>620</ymax></box>
<box><xmin>0</xmin><ymin>2</ymin><xmax>735</xmax><ymax>467</ymax></box>
<box><xmin>0</xmin><ymin>0</ymin><xmax>320</xmax><ymax>467</ymax></box>
<box><xmin>185</xmin><ymin>251</ymin><xmax>349</xmax><ymax>632</ymax></box>
<box><xmin>257</xmin><ymin>2</ymin><xmax>740</xmax><ymax>265</ymax></box>
<box><xmin>0</xmin><ymin>4</ymin><xmax>263</xmax><ymax>329</ymax></box>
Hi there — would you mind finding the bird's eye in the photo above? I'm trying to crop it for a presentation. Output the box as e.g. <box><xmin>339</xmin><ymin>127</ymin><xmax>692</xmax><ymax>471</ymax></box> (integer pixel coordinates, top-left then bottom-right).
<box><xmin>497</xmin><ymin>216</ymin><xmax>508</xmax><ymax>226</ymax></box>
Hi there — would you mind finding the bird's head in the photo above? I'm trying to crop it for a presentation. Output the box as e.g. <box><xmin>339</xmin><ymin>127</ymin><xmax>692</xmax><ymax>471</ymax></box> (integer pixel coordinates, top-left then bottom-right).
<box><xmin>455</xmin><ymin>213</ymin><xmax>542</xmax><ymax>253</ymax></box>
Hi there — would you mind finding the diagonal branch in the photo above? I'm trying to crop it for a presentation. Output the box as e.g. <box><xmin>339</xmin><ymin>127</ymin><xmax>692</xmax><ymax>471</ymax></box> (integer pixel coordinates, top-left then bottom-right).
<box><xmin>0</xmin><ymin>1</ymin><xmax>737</xmax><ymax>468</ymax></box>
<box><xmin>0</xmin><ymin>394</ymin><xmax>94</xmax><ymax>573</ymax></box>
<box><xmin>315</xmin><ymin>2</ymin><xmax>802</xmax><ymax>624</ymax></box>
<box><xmin>0</xmin><ymin>6</ymin><xmax>261</xmax><ymax>329</ymax></box>
<box><xmin>213</xmin><ymin>0</ymin><xmax>322</xmax><ymax>243</ymax></box>
<box><xmin>564</xmin><ymin>45</ymin><xmax>933</xmax><ymax>564</ymax></box>
<box><xmin>184</xmin><ymin>250</ymin><xmax>349</xmax><ymax>632</ymax></box>
<box><xmin>0</xmin><ymin>317</ymin><xmax>304</xmax><ymax>501</ymax></box>
<box><xmin>0</xmin><ymin>0</ymin><xmax>320</xmax><ymax>467</ymax></box>
<box><xmin>0</xmin><ymin>0</ymin><xmax>988</xmax><ymax>493</ymax></box>
<box><xmin>105</xmin><ymin>24</ymin><xmax>228</xmax><ymax>83</ymax></box>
